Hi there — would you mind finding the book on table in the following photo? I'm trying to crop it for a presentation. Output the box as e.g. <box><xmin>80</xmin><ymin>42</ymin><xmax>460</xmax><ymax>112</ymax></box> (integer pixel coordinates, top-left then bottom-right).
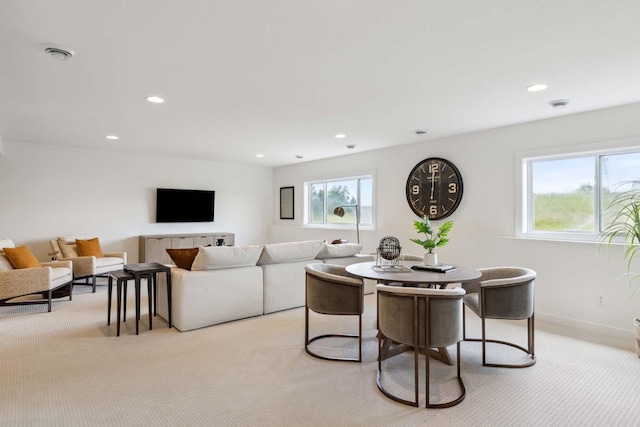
<box><xmin>411</xmin><ymin>264</ymin><xmax>457</xmax><ymax>273</ymax></box>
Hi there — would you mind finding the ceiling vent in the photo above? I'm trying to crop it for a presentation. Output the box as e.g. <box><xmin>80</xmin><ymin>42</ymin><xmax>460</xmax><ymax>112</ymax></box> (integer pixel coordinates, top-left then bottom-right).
<box><xmin>549</xmin><ymin>99</ymin><xmax>570</xmax><ymax>108</ymax></box>
<box><xmin>43</xmin><ymin>45</ymin><xmax>74</xmax><ymax>61</ymax></box>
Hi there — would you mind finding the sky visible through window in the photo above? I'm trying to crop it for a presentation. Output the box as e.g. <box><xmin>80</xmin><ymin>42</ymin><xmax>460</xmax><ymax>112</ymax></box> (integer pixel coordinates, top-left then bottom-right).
<box><xmin>532</xmin><ymin>153</ymin><xmax>640</xmax><ymax>194</ymax></box>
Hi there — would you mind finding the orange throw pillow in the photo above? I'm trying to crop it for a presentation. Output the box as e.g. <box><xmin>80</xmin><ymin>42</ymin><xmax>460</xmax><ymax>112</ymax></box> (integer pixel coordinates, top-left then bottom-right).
<box><xmin>4</xmin><ymin>246</ymin><xmax>41</xmax><ymax>269</ymax></box>
<box><xmin>76</xmin><ymin>238</ymin><xmax>104</xmax><ymax>257</ymax></box>
<box><xmin>166</xmin><ymin>248</ymin><xmax>199</xmax><ymax>270</ymax></box>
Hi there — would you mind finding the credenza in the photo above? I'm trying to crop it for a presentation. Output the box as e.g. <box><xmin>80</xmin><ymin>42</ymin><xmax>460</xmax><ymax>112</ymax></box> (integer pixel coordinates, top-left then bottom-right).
<box><xmin>139</xmin><ymin>232</ymin><xmax>235</xmax><ymax>265</ymax></box>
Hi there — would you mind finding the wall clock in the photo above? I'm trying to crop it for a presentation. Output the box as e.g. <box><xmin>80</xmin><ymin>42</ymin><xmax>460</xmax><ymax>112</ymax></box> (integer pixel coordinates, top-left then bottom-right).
<box><xmin>405</xmin><ymin>157</ymin><xmax>463</xmax><ymax>220</ymax></box>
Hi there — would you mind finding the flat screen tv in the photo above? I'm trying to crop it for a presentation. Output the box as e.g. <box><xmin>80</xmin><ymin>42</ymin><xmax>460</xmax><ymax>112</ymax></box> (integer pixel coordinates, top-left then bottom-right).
<box><xmin>156</xmin><ymin>188</ymin><xmax>215</xmax><ymax>223</ymax></box>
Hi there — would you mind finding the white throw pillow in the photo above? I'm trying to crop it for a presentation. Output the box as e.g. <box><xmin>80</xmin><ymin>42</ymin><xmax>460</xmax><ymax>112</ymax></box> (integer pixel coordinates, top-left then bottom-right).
<box><xmin>257</xmin><ymin>240</ymin><xmax>324</xmax><ymax>265</ymax></box>
<box><xmin>0</xmin><ymin>254</ymin><xmax>14</xmax><ymax>271</ymax></box>
<box><xmin>57</xmin><ymin>234</ymin><xmax>93</xmax><ymax>244</ymax></box>
<box><xmin>0</xmin><ymin>238</ymin><xmax>15</xmax><ymax>253</ymax></box>
<box><xmin>316</xmin><ymin>243</ymin><xmax>363</xmax><ymax>259</ymax></box>
<box><xmin>191</xmin><ymin>245</ymin><xmax>263</xmax><ymax>271</ymax></box>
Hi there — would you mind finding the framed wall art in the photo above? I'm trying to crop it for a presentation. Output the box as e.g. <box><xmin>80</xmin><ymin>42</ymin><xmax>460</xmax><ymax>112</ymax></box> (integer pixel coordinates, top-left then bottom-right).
<box><xmin>280</xmin><ymin>186</ymin><xmax>294</xmax><ymax>220</ymax></box>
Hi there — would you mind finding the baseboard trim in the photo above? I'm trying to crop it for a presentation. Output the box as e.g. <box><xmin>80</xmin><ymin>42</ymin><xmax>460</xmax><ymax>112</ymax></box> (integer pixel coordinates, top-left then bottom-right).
<box><xmin>536</xmin><ymin>311</ymin><xmax>635</xmax><ymax>340</ymax></box>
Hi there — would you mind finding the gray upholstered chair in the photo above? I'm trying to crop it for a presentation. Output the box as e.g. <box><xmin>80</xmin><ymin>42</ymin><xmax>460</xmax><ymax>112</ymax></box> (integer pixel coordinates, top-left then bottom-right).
<box><xmin>376</xmin><ymin>284</ymin><xmax>466</xmax><ymax>408</ymax></box>
<box><xmin>0</xmin><ymin>239</ymin><xmax>73</xmax><ymax>312</ymax></box>
<box><xmin>49</xmin><ymin>235</ymin><xmax>126</xmax><ymax>293</ymax></box>
<box><xmin>461</xmin><ymin>266</ymin><xmax>536</xmax><ymax>368</ymax></box>
<box><xmin>305</xmin><ymin>263</ymin><xmax>364</xmax><ymax>362</ymax></box>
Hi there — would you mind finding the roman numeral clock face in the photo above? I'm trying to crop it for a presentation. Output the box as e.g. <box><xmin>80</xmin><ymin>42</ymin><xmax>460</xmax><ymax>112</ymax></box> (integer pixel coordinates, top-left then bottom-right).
<box><xmin>405</xmin><ymin>157</ymin><xmax>463</xmax><ymax>220</ymax></box>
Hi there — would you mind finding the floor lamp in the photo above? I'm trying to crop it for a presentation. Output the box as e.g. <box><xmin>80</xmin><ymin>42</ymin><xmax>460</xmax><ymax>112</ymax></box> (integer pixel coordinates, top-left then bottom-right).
<box><xmin>333</xmin><ymin>204</ymin><xmax>360</xmax><ymax>244</ymax></box>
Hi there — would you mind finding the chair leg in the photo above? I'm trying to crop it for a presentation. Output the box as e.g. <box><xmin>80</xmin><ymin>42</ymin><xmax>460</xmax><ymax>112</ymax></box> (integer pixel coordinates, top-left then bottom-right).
<box><xmin>471</xmin><ymin>316</ymin><xmax>536</xmax><ymax>368</ymax></box>
<box><xmin>305</xmin><ymin>310</ymin><xmax>362</xmax><ymax>363</ymax></box>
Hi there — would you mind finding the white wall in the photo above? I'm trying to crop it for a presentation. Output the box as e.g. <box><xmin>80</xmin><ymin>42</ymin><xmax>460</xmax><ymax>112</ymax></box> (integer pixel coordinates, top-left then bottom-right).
<box><xmin>272</xmin><ymin>102</ymin><xmax>640</xmax><ymax>337</ymax></box>
<box><xmin>0</xmin><ymin>141</ymin><xmax>273</xmax><ymax>261</ymax></box>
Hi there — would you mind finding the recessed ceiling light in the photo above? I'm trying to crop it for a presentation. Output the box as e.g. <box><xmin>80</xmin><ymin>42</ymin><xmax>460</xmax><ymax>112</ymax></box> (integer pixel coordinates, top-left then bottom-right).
<box><xmin>256</xmin><ymin>154</ymin><xmax>264</xmax><ymax>158</ymax></box>
<box><xmin>295</xmin><ymin>155</ymin><xmax>304</xmax><ymax>159</ymax></box>
<box><xmin>346</xmin><ymin>144</ymin><xmax>356</xmax><ymax>149</ymax></box>
<box><xmin>146</xmin><ymin>96</ymin><xmax>165</xmax><ymax>104</ymax></box>
<box><xmin>106</xmin><ymin>135</ymin><xmax>119</xmax><ymax>140</ymax></box>
<box><xmin>334</xmin><ymin>134</ymin><xmax>347</xmax><ymax>139</ymax></box>
<box><xmin>415</xmin><ymin>129</ymin><xmax>428</xmax><ymax>135</ymax></box>
<box><xmin>526</xmin><ymin>84</ymin><xmax>548</xmax><ymax>92</ymax></box>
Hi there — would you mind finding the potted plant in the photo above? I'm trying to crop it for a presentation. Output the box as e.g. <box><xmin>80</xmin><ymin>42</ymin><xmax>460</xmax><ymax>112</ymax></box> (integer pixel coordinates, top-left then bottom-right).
<box><xmin>410</xmin><ymin>215</ymin><xmax>454</xmax><ymax>266</ymax></box>
<box><xmin>600</xmin><ymin>186</ymin><xmax>640</xmax><ymax>357</ymax></box>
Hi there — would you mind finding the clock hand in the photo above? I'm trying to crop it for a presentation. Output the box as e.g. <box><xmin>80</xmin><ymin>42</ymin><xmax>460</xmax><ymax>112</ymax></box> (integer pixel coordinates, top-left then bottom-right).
<box><xmin>430</xmin><ymin>171</ymin><xmax>435</xmax><ymax>199</ymax></box>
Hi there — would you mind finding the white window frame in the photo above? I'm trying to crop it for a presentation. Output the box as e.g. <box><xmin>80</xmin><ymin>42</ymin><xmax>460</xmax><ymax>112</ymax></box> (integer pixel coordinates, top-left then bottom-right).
<box><xmin>303</xmin><ymin>171</ymin><xmax>375</xmax><ymax>231</ymax></box>
<box><xmin>517</xmin><ymin>138</ymin><xmax>640</xmax><ymax>242</ymax></box>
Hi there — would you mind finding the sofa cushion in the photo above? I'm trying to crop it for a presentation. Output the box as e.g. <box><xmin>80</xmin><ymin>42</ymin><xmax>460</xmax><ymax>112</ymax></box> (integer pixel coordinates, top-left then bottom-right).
<box><xmin>316</xmin><ymin>242</ymin><xmax>362</xmax><ymax>259</ymax></box>
<box><xmin>76</xmin><ymin>238</ymin><xmax>104</xmax><ymax>257</ymax></box>
<box><xmin>3</xmin><ymin>246</ymin><xmax>41</xmax><ymax>269</ymax></box>
<box><xmin>191</xmin><ymin>245</ymin><xmax>263</xmax><ymax>271</ymax></box>
<box><xmin>166</xmin><ymin>248</ymin><xmax>199</xmax><ymax>270</ymax></box>
<box><xmin>59</xmin><ymin>243</ymin><xmax>79</xmax><ymax>258</ymax></box>
<box><xmin>0</xmin><ymin>254</ymin><xmax>14</xmax><ymax>271</ymax></box>
<box><xmin>257</xmin><ymin>240</ymin><xmax>324</xmax><ymax>265</ymax></box>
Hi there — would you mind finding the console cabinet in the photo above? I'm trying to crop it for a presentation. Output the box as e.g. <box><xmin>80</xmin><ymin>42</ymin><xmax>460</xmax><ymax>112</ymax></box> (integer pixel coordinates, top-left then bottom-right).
<box><xmin>139</xmin><ymin>232</ymin><xmax>235</xmax><ymax>265</ymax></box>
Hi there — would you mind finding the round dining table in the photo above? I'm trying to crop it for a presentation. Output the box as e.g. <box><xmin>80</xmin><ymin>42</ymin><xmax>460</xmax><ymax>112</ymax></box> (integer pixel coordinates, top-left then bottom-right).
<box><xmin>346</xmin><ymin>260</ymin><xmax>481</xmax><ymax>365</ymax></box>
<box><xmin>345</xmin><ymin>261</ymin><xmax>481</xmax><ymax>288</ymax></box>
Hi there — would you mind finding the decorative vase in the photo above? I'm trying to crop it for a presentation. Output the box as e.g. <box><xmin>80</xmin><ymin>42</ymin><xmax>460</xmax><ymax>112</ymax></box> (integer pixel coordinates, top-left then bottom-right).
<box><xmin>423</xmin><ymin>252</ymin><xmax>438</xmax><ymax>266</ymax></box>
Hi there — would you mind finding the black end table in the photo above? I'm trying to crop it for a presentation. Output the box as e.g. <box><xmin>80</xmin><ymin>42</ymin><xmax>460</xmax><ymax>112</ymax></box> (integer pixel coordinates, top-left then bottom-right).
<box><xmin>123</xmin><ymin>262</ymin><xmax>173</xmax><ymax>335</ymax></box>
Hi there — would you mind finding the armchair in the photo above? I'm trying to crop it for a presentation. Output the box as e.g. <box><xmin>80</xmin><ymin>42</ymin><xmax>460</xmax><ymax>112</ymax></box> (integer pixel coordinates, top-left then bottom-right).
<box><xmin>0</xmin><ymin>239</ymin><xmax>73</xmax><ymax>312</ymax></box>
<box><xmin>49</xmin><ymin>235</ymin><xmax>127</xmax><ymax>293</ymax></box>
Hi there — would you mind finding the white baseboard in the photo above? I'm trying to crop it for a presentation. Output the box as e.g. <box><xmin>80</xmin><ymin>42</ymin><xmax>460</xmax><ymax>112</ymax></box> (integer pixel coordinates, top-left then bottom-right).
<box><xmin>536</xmin><ymin>311</ymin><xmax>635</xmax><ymax>340</ymax></box>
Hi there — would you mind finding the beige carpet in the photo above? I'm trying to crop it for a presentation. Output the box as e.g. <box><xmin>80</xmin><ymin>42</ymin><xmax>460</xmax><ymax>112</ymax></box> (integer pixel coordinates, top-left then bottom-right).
<box><xmin>1</xmin><ymin>283</ymin><xmax>639</xmax><ymax>427</ymax></box>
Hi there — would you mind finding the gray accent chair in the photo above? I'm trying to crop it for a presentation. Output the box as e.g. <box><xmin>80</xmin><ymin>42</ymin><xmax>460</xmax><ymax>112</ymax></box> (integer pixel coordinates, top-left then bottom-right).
<box><xmin>461</xmin><ymin>266</ymin><xmax>536</xmax><ymax>368</ymax></box>
<box><xmin>376</xmin><ymin>284</ymin><xmax>466</xmax><ymax>408</ymax></box>
<box><xmin>304</xmin><ymin>263</ymin><xmax>364</xmax><ymax>362</ymax></box>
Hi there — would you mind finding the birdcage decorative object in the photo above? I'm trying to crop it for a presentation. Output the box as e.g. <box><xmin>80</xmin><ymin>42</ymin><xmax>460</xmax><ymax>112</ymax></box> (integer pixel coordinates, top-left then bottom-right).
<box><xmin>376</xmin><ymin>236</ymin><xmax>402</xmax><ymax>267</ymax></box>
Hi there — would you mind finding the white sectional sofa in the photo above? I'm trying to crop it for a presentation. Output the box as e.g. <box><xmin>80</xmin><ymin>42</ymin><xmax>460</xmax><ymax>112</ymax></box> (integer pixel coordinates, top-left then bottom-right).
<box><xmin>155</xmin><ymin>240</ymin><xmax>373</xmax><ymax>332</ymax></box>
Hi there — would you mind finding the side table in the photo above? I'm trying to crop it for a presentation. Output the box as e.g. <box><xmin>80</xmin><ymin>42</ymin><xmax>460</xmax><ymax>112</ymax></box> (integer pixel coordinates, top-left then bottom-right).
<box><xmin>107</xmin><ymin>270</ymin><xmax>134</xmax><ymax>337</ymax></box>
<box><xmin>124</xmin><ymin>262</ymin><xmax>173</xmax><ymax>335</ymax></box>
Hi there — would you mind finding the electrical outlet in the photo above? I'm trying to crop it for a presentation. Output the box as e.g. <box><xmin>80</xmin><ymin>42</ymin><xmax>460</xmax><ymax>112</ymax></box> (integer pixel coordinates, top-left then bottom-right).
<box><xmin>597</xmin><ymin>294</ymin><xmax>605</xmax><ymax>306</ymax></box>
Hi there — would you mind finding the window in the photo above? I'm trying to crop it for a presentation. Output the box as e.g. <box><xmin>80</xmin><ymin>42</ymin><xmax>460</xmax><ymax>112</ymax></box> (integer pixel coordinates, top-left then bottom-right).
<box><xmin>305</xmin><ymin>175</ymin><xmax>373</xmax><ymax>226</ymax></box>
<box><xmin>522</xmin><ymin>148</ymin><xmax>640</xmax><ymax>239</ymax></box>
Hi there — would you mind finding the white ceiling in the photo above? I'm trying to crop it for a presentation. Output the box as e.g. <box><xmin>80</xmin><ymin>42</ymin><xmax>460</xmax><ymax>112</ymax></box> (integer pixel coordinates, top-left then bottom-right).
<box><xmin>1</xmin><ymin>1</ymin><xmax>640</xmax><ymax>167</ymax></box>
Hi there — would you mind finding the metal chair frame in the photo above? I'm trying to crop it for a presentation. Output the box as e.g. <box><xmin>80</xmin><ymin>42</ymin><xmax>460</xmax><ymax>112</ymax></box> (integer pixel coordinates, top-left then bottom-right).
<box><xmin>304</xmin><ymin>270</ymin><xmax>364</xmax><ymax>363</ymax></box>
<box><xmin>376</xmin><ymin>289</ymin><xmax>465</xmax><ymax>408</ymax></box>
<box><xmin>463</xmin><ymin>281</ymin><xmax>536</xmax><ymax>368</ymax></box>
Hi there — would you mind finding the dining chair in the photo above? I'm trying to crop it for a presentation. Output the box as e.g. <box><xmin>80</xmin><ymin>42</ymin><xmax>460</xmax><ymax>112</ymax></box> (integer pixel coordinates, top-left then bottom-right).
<box><xmin>461</xmin><ymin>266</ymin><xmax>537</xmax><ymax>368</ymax></box>
<box><xmin>376</xmin><ymin>283</ymin><xmax>466</xmax><ymax>408</ymax></box>
<box><xmin>304</xmin><ymin>263</ymin><xmax>364</xmax><ymax>362</ymax></box>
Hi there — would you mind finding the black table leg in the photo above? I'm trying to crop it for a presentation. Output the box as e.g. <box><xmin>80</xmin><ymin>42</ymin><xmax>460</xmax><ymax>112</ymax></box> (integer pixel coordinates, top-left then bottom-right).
<box><xmin>146</xmin><ymin>274</ymin><xmax>153</xmax><ymax>330</ymax></box>
<box><xmin>107</xmin><ymin>275</ymin><xmax>113</xmax><ymax>326</ymax></box>
<box><xmin>166</xmin><ymin>271</ymin><xmax>172</xmax><ymax>328</ymax></box>
<box><xmin>135</xmin><ymin>276</ymin><xmax>140</xmax><ymax>335</ymax></box>
<box><xmin>116</xmin><ymin>278</ymin><xmax>122</xmax><ymax>337</ymax></box>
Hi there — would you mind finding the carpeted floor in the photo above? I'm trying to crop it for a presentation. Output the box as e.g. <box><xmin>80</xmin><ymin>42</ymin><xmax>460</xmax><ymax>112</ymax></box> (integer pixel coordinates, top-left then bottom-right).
<box><xmin>1</xmin><ymin>283</ymin><xmax>639</xmax><ymax>427</ymax></box>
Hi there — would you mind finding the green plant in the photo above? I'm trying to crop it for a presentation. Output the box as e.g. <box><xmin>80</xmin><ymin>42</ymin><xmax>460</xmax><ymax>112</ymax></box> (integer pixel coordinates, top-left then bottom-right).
<box><xmin>410</xmin><ymin>216</ymin><xmax>454</xmax><ymax>253</ymax></box>
<box><xmin>600</xmin><ymin>187</ymin><xmax>640</xmax><ymax>294</ymax></box>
